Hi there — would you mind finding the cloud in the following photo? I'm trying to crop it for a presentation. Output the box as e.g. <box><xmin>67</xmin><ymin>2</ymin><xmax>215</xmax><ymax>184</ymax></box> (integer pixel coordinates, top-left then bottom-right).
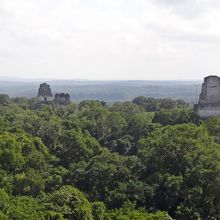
<box><xmin>0</xmin><ymin>0</ymin><xmax>220</xmax><ymax>80</ymax></box>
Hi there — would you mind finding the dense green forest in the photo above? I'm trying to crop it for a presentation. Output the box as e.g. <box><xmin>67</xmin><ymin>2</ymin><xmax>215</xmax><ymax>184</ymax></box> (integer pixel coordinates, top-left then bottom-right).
<box><xmin>0</xmin><ymin>94</ymin><xmax>220</xmax><ymax>219</ymax></box>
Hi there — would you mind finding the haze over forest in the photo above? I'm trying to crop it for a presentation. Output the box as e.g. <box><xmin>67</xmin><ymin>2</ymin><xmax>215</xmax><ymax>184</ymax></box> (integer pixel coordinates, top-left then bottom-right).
<box><xmin>0</xmin><ymin>78</ymin><xmax>201</xmax><ymax>103</ymax></box>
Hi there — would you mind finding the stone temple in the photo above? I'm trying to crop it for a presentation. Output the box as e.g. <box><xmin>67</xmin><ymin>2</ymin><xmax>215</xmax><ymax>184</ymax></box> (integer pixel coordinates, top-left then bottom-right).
<box><xmin>54</xmin><ymin>93</ymin><xmax>70</xmax><ymax>105</ymax></box>
<box><xmin>37</xmin><ymin>83</ymin><xmax>70</xmax><ymax>105</ymax></box>
<box><xmin>195</xmin><ymin>75</ymin><xmax>220</xmax><ymax>118</ymax></box>
<box><xmin>37</xmin><ymin>83</ymin><xmax>53</xmax><ymax>103</ymax></box>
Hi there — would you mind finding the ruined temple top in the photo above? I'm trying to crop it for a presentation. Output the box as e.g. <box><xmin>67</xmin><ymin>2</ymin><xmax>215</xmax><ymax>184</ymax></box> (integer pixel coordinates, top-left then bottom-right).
<box><xmin>198</xmin><ymin>75</ymin><xmax>220</xmax><ymax>104</ymax></box>
<box><xmin>37</xmin><ymin>83</ymin><xmax>53</xmax><ymax>97</ymax></box>
<box><xmin>54</xmin><ymin>93</ymin><xmax>70</xmax><ymax>105</ymax></box>
<box><xmin>54</xmin><ymin>93</ymin><xmax>70</xmax><ymax>98</ymax></box>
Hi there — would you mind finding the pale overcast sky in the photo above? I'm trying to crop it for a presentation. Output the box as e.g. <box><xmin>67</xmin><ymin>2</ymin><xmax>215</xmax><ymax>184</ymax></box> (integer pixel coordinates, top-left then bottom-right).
<box><xmin>0</xmin><ymin>0</ymin><xmax>220</xmax><ymax>80</ymax></box>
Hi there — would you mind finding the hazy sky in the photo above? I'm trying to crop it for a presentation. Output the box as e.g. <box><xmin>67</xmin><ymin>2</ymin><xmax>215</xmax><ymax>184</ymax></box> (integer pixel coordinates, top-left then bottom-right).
<box><xmin>1</xmin><ymin>0</ymin><xmax>220</xmax><ymax>80</ymax></box>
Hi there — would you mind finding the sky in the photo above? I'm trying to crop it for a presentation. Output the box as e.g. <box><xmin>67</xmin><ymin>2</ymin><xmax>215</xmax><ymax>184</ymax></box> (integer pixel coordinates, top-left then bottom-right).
<box><xmin>0</xmin><ymin>0</ymin><xmax>220</xmax><ymax>80</ymax></box>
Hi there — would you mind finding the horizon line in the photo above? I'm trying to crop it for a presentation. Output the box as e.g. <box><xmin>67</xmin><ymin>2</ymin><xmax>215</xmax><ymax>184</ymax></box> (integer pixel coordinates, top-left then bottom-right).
<box><xmin>0</xmin><ymin>76</ymin><xmax>203</xmax><ymax>82</ymax></box>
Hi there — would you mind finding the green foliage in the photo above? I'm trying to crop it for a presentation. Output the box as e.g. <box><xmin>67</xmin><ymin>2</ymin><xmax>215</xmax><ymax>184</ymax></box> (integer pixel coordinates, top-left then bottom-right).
<box><xmin>67</xmin><ymin>150</ymin><xmax>148</xmax><ymax>209</ymax></box>
<box><xmin>0</xmin><ymin>189</ymin><xmax>10</xmax><ymax>212</ymax></box>
<box><xmin>139</xmin><ymin>124</ymin><xmax>220</xmax><ymax>218</ymax></box>
<box><xmin>110</xmin><ymin>102</ymin><xmax>144</xmax><ymax>117</ymax></box>
<box><xmin>13</xmin><ymin>169</ymin><xmax>45</xmax><ymax>196</ymax></box>
<box><xmin>0</xmin><ymin>117</ymin><xmax>9</xmax><ymax>133</ymax></box>
<box><xmin>127</xmin><ymin>112</ymin><xmax>156</xmax><ymax>140</ymax></box>
<box><xmin>133</xmin><ymin>96</ymin><xmax>188</xmax><ymax>112</ymax></box>
<box><xmin>0</xmin><ymin>132</ymin><xmax>49</xmax><ymax>173</ymax></box>
<box><xmin>58</xmin><ymin>129</ymin><xmax>102</xmax><ymax>166</ymax></box>
<box><xmin>105</xmin><ymin>202</ymin><xmax>172</xmax><ymax>220</ymax></box>
<box><xmin>153</xmin><ymin>108</ymin><xmax>195</xmax><ymax>125</ymax></box>
<box><xmin>45</xmin><ymin>185</ymin><xmax>93</xmax><ymax>220</ymax></box>
<box><xmin>0</xmin><ymin>189</ymin><xmax>54</xmax><ymax>220</ymax></box>
<box><xmin>0</xmin><ymin>96</ymin><xmax>220</xmax><ymax>219</ymax></box>
<box><xmin>92</xmin><ymin>202</ymin><xmax>106</xmax><ymax>220</ymax></box>
<box><xmin>0</xmin><ymin>211</ymin><xmax>8</xmax><ymax>220</ymax></box>
<box><xmin>205</xmin><ymin>116</ymin><xmax>220</xmax><ymax>144</ymax></box>
<box><xmin>8</xmin><ymin>196</ymin><xmax>46</xmax><ymax>220</ymax></box>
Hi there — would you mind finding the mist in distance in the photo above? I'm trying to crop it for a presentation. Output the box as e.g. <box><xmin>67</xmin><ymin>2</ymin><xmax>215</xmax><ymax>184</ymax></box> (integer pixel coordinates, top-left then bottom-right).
<box><xmin>0</xmin><ymin>79</ymin><xmax>200</xmax><ymax>103</ymax></box>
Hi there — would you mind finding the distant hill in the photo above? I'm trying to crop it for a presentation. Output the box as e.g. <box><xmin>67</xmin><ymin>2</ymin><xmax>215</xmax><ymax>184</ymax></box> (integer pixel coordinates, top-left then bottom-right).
<box><xmin>0</xmin><ymin>80</ymin><xmax>201</xmax><ymax>103</ymax></box>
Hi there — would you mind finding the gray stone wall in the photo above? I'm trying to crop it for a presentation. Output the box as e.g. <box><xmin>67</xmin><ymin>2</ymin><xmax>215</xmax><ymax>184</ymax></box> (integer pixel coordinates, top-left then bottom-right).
<box><xmin>196</xmin><ymin>75</ymin><xmax>220</xmax><ymax>118</ymax></box>
<box><xmin>199</xmin><ymin>76</ymin><xmax>220</xmax><ymax>103</ymax></box>
<box><xmin>37</xmin><ymin>83</ymin><xmax>53</xmax><ymax>102</ymax></box>
<box><xmin>54</xmin><ymin>93</ymin><xmax>70</xmax><ymax>105</ymax></box>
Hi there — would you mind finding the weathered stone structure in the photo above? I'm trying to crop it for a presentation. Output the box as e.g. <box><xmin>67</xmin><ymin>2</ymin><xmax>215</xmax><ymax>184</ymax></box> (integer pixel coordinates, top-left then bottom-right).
<box><xmin>36</xmin><ymin>83</ymin><xmax>70</xmax><ymax>105</ymax></box>
<box><xmin>37</xmin><ymin>83</ymin><xmax>53</xmax><ymax>103</ymax></box>
<box><xmin>195</xmin><ymin>75</ymin><xmax>220</xmax><ymax>118</ymax></box>
<box><xmin>54</xmin><ymin>93</ymin><xmax>70</xmax><ymax>105</ymax></box>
